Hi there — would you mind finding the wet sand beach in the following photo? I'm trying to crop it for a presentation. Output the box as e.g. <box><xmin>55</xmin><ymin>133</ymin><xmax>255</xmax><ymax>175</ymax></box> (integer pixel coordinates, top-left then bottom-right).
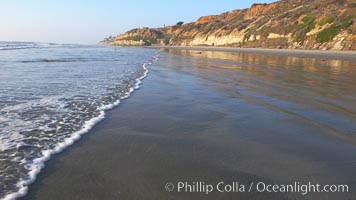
<box><xmin>148</xmin><ymin>46</ymin><xmax>356</xmax><ymax>61</ymax></box>
<box><xmin>22</xmin><ymin>49</ymin><xmax>356</xmax><ymax>200</ymax></box>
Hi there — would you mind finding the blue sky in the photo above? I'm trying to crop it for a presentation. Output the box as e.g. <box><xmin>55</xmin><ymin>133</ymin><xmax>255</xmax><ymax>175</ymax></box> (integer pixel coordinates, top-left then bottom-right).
<box><xmin>0</xmin><ymin>0</ymin><xmax>276</xmax><ymax>44</ymax></box>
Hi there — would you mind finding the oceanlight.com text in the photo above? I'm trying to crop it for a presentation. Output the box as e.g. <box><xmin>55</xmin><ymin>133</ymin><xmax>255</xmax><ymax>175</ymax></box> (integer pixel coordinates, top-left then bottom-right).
<box><xmin>164</xmin><ymin>181</ymin><xmax>349</xmax><ymax>196</ymax></box>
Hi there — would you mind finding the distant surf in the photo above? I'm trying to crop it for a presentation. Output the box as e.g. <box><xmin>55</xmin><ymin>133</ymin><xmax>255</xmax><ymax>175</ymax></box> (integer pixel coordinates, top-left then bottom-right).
<box><xmin>0</xmin><ymin>41</ymin><xmax>58</xmax><ymax>51</ymax></box>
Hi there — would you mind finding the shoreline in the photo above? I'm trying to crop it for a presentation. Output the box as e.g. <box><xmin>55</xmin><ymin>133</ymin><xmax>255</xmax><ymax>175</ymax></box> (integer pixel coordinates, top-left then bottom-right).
<box><xmin>21</xmin><ymin>49</ymin><xmax>356</xmax><ymax>200</ymax></box>
<box><xmin>146</xmin><ymin>46</ymin><xmax>356</xmax><ymax>61</ymax></box>
<box><xmin>4</xmin><ymin>51</ymin><xmax>156</xmax><ymax>200</ymax></box>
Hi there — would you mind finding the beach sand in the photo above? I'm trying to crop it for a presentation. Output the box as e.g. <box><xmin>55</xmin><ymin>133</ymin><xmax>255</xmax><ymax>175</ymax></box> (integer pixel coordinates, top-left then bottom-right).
<box><xmin>148</xmin><ymin>46</ymin><xmax>356</xmax><ymax>61</ymax></box>
<box><xmin>22</xmin><ymin>49</ymin><xmax>356</xmax><ymax>200</ymax></box>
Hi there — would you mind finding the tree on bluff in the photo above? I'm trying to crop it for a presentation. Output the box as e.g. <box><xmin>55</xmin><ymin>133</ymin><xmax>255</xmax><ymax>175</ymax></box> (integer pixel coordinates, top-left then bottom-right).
<box><xmin>176</xmin><ymin>21</ymin><xmax>184</xmax><ymax>26</ymax></box>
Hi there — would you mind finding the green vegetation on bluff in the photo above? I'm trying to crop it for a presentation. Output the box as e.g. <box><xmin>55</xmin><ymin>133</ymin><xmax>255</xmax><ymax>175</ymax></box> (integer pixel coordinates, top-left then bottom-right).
<box><xmin>316</xmin><ymin>13</ymin><xmax>354</xmax><ymax>43</ymax></box>
<box><xmin>318</xmin><ymin>16</ymin><xmax>335</xmax><ymax>26</ymax></box>
<box><xmin>295</xmin><ymin>13</ymin><xmax>316</xmax><ymax>43</ymax></box>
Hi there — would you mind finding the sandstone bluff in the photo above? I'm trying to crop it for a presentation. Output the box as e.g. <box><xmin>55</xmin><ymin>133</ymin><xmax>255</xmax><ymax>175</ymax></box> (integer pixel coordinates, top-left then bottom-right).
<box><xmin>102</xmin><ymin>0</ymin><xmax>356</xmax><ymax>50</ymax></box>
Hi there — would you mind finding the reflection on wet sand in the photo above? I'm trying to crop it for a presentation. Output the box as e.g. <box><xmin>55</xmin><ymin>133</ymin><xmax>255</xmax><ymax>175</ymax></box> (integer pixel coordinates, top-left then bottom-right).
<box><xmin>23</xmin><ymin>49</ymin><xmax>356</xmax><ymax>200</ymax></box>
<box><xmin>165</xmin><ymin>49</ymin><xmax>356</xmax><ymax>144</ymax></box>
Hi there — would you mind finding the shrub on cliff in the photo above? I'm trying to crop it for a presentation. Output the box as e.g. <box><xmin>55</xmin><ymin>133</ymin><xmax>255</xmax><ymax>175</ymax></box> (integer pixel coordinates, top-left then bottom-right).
<box><xmin>176</xmin><ymin>21</ymin><xmax>184</xmax><ymax>26</ymax></box>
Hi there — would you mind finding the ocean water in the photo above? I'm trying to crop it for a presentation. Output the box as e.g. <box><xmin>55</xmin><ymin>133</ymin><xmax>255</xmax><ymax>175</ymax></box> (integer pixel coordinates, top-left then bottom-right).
<box><xmin>0</xmin><ymin>42</ymin><xmax>158</xmax><ymax>199</ymax></box>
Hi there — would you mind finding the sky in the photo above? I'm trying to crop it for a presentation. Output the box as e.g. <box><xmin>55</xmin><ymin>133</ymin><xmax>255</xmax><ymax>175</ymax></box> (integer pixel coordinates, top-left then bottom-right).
<box><xmin>0</xmin><ymin>0</ymin><xmax>276</xmax><ymax>44</ymax></box>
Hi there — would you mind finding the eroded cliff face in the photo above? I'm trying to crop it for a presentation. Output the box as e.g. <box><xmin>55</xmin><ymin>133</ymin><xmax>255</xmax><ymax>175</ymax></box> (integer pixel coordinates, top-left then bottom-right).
<box><xmin>103</xmin><ymin>0</ymin><xmax>356</xmax><ymax>50</ymax></box>
<box><xmin>102</xmin><ymin>28</ymin><xmax>165</xmax><ymax>46</ymax></box>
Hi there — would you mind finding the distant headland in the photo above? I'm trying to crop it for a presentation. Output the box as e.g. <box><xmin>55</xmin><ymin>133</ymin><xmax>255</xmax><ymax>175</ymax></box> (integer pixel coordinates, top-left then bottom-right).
<box><xmin>101</xmin><ymin>0</ymin><xmax>356</xmax><ymax>50</ymax></box>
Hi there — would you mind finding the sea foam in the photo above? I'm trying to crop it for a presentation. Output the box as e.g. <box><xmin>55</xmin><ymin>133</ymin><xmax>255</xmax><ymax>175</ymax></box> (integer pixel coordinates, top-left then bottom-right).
<box><xmin>2</xmin><ymin>53</ymin><xmax>159</xmax><ymax>200</ymax></box>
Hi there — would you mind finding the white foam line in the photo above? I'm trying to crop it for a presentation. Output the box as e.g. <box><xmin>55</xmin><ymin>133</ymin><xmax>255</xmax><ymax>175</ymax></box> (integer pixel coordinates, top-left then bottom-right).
<box><xmin>2</xmin><ymin>53</ymin><xmax>160</xmax><ymax>200</ymax></box>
